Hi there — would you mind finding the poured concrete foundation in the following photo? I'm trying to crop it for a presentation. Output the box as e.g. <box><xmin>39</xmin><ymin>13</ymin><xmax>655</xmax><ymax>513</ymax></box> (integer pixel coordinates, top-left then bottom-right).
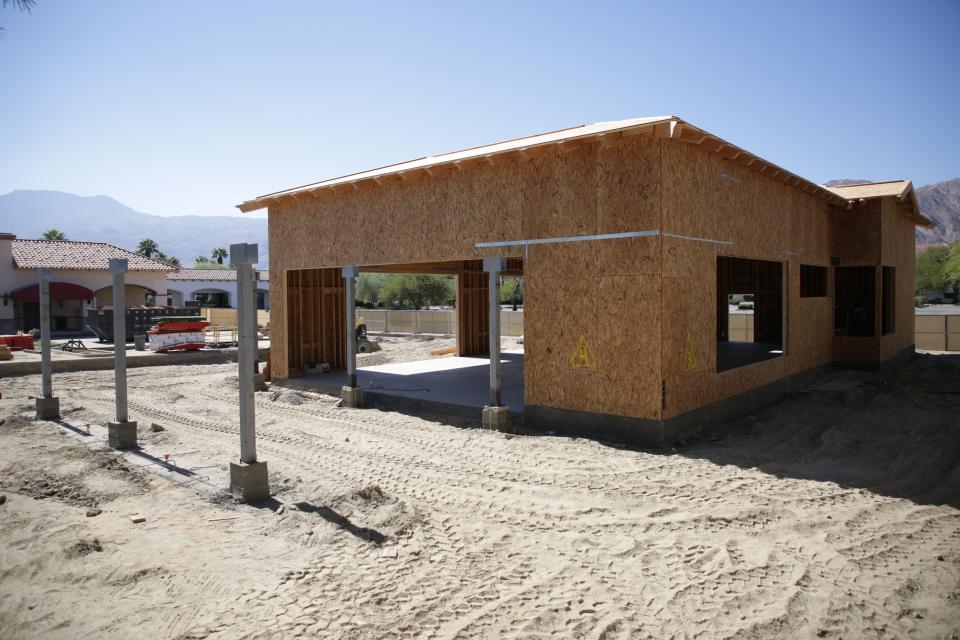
<box><xmin>229</xmin><ymin>460</ymin><xmax>270</xmax><ymax>502</ymax></box>
<box><xmin>107</xmin><ymin>420</ymin><xmax>138</xmax><ymax>450</ymax></box>
<box><xmin>35</xmin><ymin>396</ymin><xmax>60</xmax><ymax>420</ymax></box>
<box><xmin>341</xmin><ymin>386</ymin><xmax>364</xmax><ymax>408</ymax></box>
<box><xmin>481</xmin><ymin>405</ymin><xmax>510</xmax><ymax>431</ymax></box>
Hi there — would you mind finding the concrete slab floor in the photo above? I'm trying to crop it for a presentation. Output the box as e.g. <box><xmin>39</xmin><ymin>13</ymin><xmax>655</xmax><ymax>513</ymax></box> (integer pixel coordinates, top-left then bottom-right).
<box><xmin>291</xmin><ymin>349</ymin><xmax>525</xmax><ymax>411</ymax></box>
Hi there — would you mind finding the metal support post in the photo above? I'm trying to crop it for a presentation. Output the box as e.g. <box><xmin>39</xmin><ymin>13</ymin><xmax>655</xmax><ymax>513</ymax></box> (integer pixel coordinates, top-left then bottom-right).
<box><xmin>228</xmin><ymin>243</ymin><xmax>269</xmax><ymax>502</ymax></box>
<box><xmin>111</xmin><ymin>259</ymin><xmax>128</xmax><ymax>422</ymax></box>
<box><xmin>482</xmin><ymin>257</ymin><xmax>509</xmax><ymax>431</ymax></box>
<box><xmin>341</xmin><ymin>266</ymin><xmax>363</xmax><ymax>408</ymax></box>
<box><xmin>106</xmin><ymin>258</ymin><xmax>137</xmax><ymax>448</ymax></box>
<box><xmin>35</xmin><ymin>268</ymin><xmax>60</xmax><ymax>419</ymax></box>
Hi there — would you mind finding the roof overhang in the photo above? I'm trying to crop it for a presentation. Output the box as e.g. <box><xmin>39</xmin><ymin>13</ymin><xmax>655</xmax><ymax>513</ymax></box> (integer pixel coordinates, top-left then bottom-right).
<box><xmin>824</xmin><ymin>180</ymin><xmax>934</xmax><ymax>227</ymax></box>
<box><xmin>236</xmin><ymin>116</ymin><xmax>850</xmax><ymax>213</ymax></box>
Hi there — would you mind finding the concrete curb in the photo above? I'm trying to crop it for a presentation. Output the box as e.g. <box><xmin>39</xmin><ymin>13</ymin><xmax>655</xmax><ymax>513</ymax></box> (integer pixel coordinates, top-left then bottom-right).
<box><xmin>0</xmin><ymin>347</ymin><xmax>269</xmax><ymax>377</ymax></box>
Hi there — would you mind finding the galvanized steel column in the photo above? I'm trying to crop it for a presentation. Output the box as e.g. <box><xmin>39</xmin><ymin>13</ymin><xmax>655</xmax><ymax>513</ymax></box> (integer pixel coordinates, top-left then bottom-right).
<box><xmin>232</xmin><ymin>243</ymin><xmax>258</xmax><ymax>464</ymax></box>
<box><xmin>109</xmin><ymin>259</ymin><xmax>129</xmax><ymax>423</ymax></box>
<box><xmin>483</xmin><ymin>257</ymin><xmax>506</xmax><ymax>407</ymax></box>
<box><xmin>343</xmin><ymin>266</ymin><xmax>359</xmax><ymax>388</ymax></box>
<box><xmin>38</xmin><ymin>268</ymin><xmax>52</xmax><ymax>399</ymax></box>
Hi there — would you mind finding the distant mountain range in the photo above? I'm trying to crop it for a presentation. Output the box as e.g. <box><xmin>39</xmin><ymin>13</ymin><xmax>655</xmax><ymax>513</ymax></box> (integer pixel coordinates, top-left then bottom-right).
<box><xmin>0</xmin><ymin>190</ymin><xmax>268</xmax><ymax>267</ymax></box>
<box><xmin>915</xmin><ymin>178</ymin><xmax>960</xmax><ymax>246</ymax></box>
<box><xmin>2</xmin><ymin>179</ymin><xmax>958</xmax><ymax>268</ymax></box>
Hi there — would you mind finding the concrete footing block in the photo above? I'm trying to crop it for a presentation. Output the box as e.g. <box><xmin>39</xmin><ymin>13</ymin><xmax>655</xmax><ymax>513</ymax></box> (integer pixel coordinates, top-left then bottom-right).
<box><xmin>253</xmin><ymin>373</ymin><xmax>268</xmax><ymax>392</ymax></box>
<box><xmin>482</xmin><ymin>405</ymin><xmax>510</xmax><ymax>431</ymax></box>
<box><xmin>341</xmin><ymin>386</ymin><xmax>364</xmax><ymax>408</ymax></box>
<box><xmin>35</xmin><ymin>396</ymin><xmax>60</xmax><ymax>420</ymax></box>
<box><xmin>230</xmin><ymin>460</ymin><xmax>270</xmax><ymax>502</ymax></box>
<box><xmin>107</xmin><ymin>421</ymin><xmax>138</xmax><ymax>449</ymax></box>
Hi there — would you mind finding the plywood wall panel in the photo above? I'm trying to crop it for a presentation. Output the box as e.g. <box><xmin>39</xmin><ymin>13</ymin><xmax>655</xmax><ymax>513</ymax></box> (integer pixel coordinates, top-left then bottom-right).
<box><xmin>880</xmin><ymin>199</ymin><xmax>919</xmax><ymax>360</ymax></box>
<box><xmin>661</xmin><ymin>275</ymin><xmax>717</xmax><ymax>418</ymax></box>
<box><xmin>596</xmin><ymin>275</ymin><xmax>661</xmax><ymax>419</ymax></box>
<box><xmin>659</xmin><ymin>139</ymin><xmax>836</xmax><ymax>417</ymax></box>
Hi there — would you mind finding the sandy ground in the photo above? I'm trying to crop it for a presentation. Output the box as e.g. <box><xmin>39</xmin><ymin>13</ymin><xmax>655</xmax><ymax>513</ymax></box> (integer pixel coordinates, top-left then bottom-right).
<box><xmin>356</xmin><ymin>335</ymin><xmax>523</xmax><ymax>368</ymax></box>
<box><xmin>0</xmin><ymin>344</ymin><xmax>959</xmax><ymax>639</ymax></box>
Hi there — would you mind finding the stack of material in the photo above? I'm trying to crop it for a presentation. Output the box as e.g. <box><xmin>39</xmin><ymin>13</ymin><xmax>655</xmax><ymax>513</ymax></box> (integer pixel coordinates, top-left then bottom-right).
<box><xmin>0</xmin><ymin>334</ymin><xmax>35</xmax><ymax>350</ymax></box>
<box><xmin>0</xmin><ymin>344</ymin><xmax>12</xmax><ymax>361</ymax></box>
<box><xmin>147</xmin><ymin>317</ymin><xmax>210</xmax><ymax>352</ymax></box>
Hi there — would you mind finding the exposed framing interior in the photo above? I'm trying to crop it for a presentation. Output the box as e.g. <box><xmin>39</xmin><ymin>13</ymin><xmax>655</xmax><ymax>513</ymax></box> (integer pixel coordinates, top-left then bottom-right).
<box><xmin>716</xmin><ymin>256</ymin><xmax>784</xmax><ymax>373</ymax></box>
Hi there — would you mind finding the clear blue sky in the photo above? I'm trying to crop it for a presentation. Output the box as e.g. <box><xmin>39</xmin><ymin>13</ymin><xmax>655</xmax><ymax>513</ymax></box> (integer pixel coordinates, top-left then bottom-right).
<box><xmin>1</xmin><ymin>0</ymin><xmax>957</xmax><ymax>218</ymax></box>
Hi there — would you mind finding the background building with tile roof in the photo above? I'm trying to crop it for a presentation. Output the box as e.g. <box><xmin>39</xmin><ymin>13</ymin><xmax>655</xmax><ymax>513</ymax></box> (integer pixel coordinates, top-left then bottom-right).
<box><xmin>0</xmin><ymin>233</ymin><xmax>172</xmax><ymax>335</ymax></box>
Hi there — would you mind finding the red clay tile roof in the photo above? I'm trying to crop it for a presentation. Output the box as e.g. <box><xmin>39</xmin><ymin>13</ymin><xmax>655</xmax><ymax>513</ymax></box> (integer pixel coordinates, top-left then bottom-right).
<box><xmin>11</xmin><ymin>239</ymin><xmax>174</xmax><ymax>271</ymax></box>
<box><xmin>167</xmin><ymin>268</ymin><xmax>237</xmax><ymax>281</ymax></box>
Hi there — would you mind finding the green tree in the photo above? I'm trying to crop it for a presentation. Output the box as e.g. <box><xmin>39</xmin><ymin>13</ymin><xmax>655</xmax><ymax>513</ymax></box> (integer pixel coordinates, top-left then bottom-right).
<box><xmin>136</xmin><ymin>238</ymin><xmax>159</xmax><ymax>258</ymax></box>
<box><xmin>499</xmin><ymin>276</ymin><xmax>523</xmax><ymax>310</ymax></box>
<box><xmin>1</xmin><ymin>0</ymin><xmax>35</xmax><ymax>35</ymax></box>
<box><xmin>193</xmin><ymin>259</ymin><xmax>228</xmax><ymax>270</ymax></box>
<box><xmin>211</xmin><ymin>247</ymin><xmax>228</xmax><ymax>264</ymax></box>
<box><xmin>41</xmin><ymin>228</ymin><xmax>66</xmax><ymax>240</ymax></box>
<box><xmin>942</xmin><ymin>242</ymin><xmax>960</xmax><ymax>302</ymax></box>
<box><xmin>916</xmin><ymin>246</ymin><xmax>950</xmax><ymax>294</ymax></box>
<box><xmin>379</xmin><ymin>274</ymin><xmax>454</xmax><ymax>309</ymax></box>
<box><xmin>356</xmin><ymin>273</ymin><xmax>389</xmax><ymax>305</ymax></box>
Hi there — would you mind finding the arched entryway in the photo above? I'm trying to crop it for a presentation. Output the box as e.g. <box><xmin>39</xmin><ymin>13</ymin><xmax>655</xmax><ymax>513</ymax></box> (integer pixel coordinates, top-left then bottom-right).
<box><xmin>93</xmin><ymin>284</ymin><xmax>157</xmax><ymax>308</ymax></box>
<box><xmin>11</xmin><ymin>282</ymin><xmax>94</xmax><ymax>334</ymax></box>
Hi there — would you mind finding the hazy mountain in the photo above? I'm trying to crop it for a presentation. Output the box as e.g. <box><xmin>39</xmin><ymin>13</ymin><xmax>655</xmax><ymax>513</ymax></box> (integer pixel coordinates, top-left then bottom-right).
<box><xmin>916</xmin><ymin>178</ymin><xmax>960</xmax><ymax>245</ymax></box>
<box><xmin>0</xmin><ymin>190</ymin><xmax>268</xmax><ymax>267</ymax></box>
<box><xmin>824</xmin><ymin>179</ymin><xmax>871</xmax><ymax>187</ymax></box>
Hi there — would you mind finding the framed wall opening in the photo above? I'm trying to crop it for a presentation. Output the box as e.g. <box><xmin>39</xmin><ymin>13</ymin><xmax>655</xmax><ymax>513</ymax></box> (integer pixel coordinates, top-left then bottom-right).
<box><xmin>284</xmin><ymin>259</ymin><xmax>525</xmax><ymax>412</ymax></box>
<box><xmin>716</xmin><ymin>256</ymin><xmax>784</xmax><ymax>373</ymax></box>
<box><xmin>834</xmin><ymin>266</ymin><xmax>875</xmax><ymax>337</ymax></box>
<box><xmin>800</xmin><ymin>264</ymin><xmax>828</xmax><ymax>298</ymax></box>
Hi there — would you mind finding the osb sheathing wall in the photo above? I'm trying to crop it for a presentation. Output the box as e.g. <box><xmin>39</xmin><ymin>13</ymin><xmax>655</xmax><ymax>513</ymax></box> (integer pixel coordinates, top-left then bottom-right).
<box><xmin>879</xmin><ymin>197</ymin><xmax>918</xmax><ymax>361</ymax></box>
<box><xmin>522</xmin><ymin>134</ymin><xmax>662</xmax><ymax>421</ymax></box>
<box><xmin>268</xmin><ymin>133</ymin><xmax>664</xmax><ymax>421</ymax></box>
<box><xmin>659</xmin><ymin>139</ymin><xmax>835</xmax><ymax>420</ymax></box>
<box><xmin>831</xmin><ymin>200</ymin><xmax>882</xmax><ymax>364</ymax></box>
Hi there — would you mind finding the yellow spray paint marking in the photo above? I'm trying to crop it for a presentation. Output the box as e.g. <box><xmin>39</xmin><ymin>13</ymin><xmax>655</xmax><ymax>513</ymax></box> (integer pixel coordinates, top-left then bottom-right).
<box><xmin>569</xmin><ymin>335</ymin><xmax>598</xmax><ymax>369</ymax></box>
<box><xmin>683</xmin><ymin>332</ymin><xmax>698</xmax><ymax>372</ymax></box>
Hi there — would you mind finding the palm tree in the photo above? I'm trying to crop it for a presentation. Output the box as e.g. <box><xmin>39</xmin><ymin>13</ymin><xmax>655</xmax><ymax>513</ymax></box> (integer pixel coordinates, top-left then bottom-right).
<box><xmin>211</xmin><ymin>247</ymin><xmax>228</xmax><ymax>264</ymax></box>
<box><xmin>42</xmin><ymin>229</ymin><xmax>66</xmax><ymax>241</ymax></box>
<box><xmin>136</xmin><ymin>239</ymin><xmax>159</xmax><ymax>258</ymax></box>
<box><xmin>164</xmin><ymin>256</ymin><xmax>182</xmax><ymax>268</ymax></box>
<box><xmin>194</xmin><ymin>256</ymin><xmax>206</xmax><ymax>265</ymax></box>
<box><xmin>1</xmin><ymin>0</ymin><xmax>35</xmax><ymax>35</ymax></box>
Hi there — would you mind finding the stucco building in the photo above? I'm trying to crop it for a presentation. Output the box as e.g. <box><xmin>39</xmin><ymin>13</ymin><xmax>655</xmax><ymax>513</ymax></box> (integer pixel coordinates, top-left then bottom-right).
<box><xmin>0</xmin><ymin>233</ymin><xmax>172</xmax><ymax>335</ymax></box>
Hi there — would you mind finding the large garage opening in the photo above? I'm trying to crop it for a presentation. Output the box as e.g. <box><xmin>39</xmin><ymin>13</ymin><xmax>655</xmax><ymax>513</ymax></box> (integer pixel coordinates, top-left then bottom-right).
<box><xmin>284</xmin><ymin>259</ymin><xmax>524</xmax><ymax>413</ymax></box>
<box><xmin>716</xmin><ymin>256</ymin><xmax>784</xmax><ymax>372</ymax></box>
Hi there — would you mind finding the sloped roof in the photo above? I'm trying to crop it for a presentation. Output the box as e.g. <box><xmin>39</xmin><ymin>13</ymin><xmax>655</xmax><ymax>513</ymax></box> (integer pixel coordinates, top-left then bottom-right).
<box><xmin>824</xmin><ymin>180</ymin><xmax>913</xmax><ymax>200</ymax></box>
<box><xmin>825</xmin><ymin>180</ymin><xmax>932</xmax><ymax>227</ymax></box>
<box><xmin>11</xmin><ymin>239</ymin><xmax>174</xmax><ymax>271</ymax></box>
<box><xmin>237</xmin><ymin>116</ymin><xmax>850</xmax><ymax>212</ymax></box>
<box><xmin>167</xmin><ymin>268</ymin><xmax>236</xmax><ymax>281</ymax></box>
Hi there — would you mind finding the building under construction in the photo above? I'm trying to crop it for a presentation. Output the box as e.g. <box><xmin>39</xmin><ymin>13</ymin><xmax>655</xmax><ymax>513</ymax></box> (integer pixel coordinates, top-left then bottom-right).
<box><xmin>238</xmin><ymin>116</ymin><xmax>931</xmax><ymax>447</ymax></box>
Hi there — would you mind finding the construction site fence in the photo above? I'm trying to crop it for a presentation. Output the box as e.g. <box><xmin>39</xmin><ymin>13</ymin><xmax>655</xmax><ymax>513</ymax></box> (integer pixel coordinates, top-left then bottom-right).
<box><xmin>203</xmin><ymin>306</ymin><xmax>957</xmax><ymax>350</ymax></box>
<box><xmin>915</xmin><ymin>315</ymin><xmax>960</xmax><ymax>351</ymax></box>
<box><xmin>359</xmin><ymin>309</ymin><xmax>525</xmax><ymax>337</ymax></box>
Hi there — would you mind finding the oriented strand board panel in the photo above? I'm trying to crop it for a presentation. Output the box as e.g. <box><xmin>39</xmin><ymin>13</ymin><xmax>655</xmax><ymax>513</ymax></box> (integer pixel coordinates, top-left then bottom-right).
<box><xmin>833</xmin><ymin>199</ymin><xmax>881</xmax><ymax>266</ymax></box>
<box><xmin>659</xmin><ymin>140</ymin><xmax>837</xmax><ymax>417</ymax></box>
<box><xmin>879</xmin><ymin>198</ymin><xmax>920</xmax><ymax>360</ymax></box>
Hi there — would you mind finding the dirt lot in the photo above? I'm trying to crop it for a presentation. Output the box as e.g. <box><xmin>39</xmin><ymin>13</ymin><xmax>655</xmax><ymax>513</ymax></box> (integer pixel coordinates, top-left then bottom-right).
<box><xmin>0</xmin><ymin>345</ymin><xmax>958</xmax><ymax>640</ymax></box>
